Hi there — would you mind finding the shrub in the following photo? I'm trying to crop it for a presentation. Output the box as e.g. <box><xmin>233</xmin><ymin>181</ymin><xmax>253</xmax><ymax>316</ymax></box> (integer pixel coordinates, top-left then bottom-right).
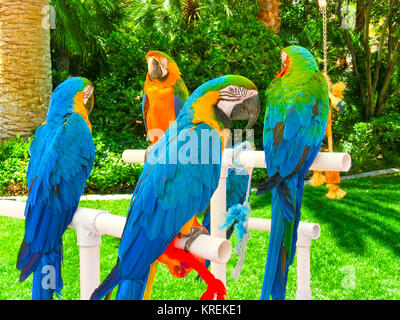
<box><xmin>91</xmin><ymin>14</ymin><xmax>282</xmax><ymax>151</ymax></box>
<box><xmin>0</xmin><ymin>135</ymin><xmax>143</xmax><ymax>197</ymax></box>
<box><xmin>342</xmin><ymin>112</ymin><xmax>400</xmax><ymax>172</ymax></box>
<box><xmin>0</xmin><ymin>136</ymin><xmax>30</xmax><ymax>196</ymax></box>
<box><xmin>87</xmin><ymin>135</ymin><xmax>143</xmax><ymax>194</ymax></box>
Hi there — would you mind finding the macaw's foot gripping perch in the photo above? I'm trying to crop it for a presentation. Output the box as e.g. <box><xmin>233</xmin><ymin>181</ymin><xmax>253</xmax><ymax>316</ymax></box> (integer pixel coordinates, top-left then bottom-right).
<box><xmin>163</xmin><ymin>227</ymin><xmax>227</xmax><ymax>300</ymax></box>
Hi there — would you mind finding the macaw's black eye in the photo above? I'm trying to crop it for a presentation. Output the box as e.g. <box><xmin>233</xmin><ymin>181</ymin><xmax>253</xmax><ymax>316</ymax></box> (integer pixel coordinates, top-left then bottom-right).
<box><xmin>229</xmin><ymin>87</ymin><xmax>234</xmax><ymax>93</ymax></box>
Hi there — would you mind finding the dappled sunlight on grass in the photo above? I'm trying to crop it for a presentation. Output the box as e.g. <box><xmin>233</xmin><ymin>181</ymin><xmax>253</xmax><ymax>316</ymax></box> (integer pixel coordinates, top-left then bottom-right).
<box><xmin>0</xmin><ymin>174</ymin><xmax>399</xmax><ymax>299</ymax></box>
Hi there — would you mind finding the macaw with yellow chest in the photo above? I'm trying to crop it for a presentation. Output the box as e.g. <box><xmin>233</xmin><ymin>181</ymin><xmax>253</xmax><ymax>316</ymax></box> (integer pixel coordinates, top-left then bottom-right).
<box><xmin>257</xmin><ymin>46</ymin><xmax>329</xmax><ymax>300</ymax></box>
<box><xmin>16</xmin><ymin>77</ymin><xmax>96</xmax><ymax>300</ymax></box>
<box><xmin>90</xmin><ymin>75</ymin><xmax>260</xmax><ymax>300</ymax></box>
<box><xmin>142</xmin><ymin>51</ymin><xmax>189</xmax><ymax>144</ymax></box>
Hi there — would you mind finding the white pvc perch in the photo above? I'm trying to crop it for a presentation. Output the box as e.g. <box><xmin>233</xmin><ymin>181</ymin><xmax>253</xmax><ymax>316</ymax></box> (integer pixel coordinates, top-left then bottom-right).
<box><xmin>247</xmin><ymin>217</ymin><xmax>321</xmax><ymax>300</ymax></box>
<box><xmin>175</xmin><ymin>234</ymin><xmax>231</xmax><ymax>264</ymax></box>
<box><xmin>0</xmin><ymin>200</ymin><xmax>232</xmax><ymax>300</ymax></box>
<box><xmin>122</xmin><ymin>148</ymin><xmax>351</xmax><ymax>300</ymax></box>
<box><xmin>122</xmin><ymin>149</ymin><xmax>352</xmax><ymax>173</ymax></box>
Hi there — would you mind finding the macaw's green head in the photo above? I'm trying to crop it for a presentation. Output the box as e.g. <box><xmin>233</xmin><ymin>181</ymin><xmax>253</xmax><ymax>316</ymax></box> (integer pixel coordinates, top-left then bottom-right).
<box><xmin>146</xmin><ymin>50</ymin><xmax>181</xmax><ymax>82</ymax></box>
<box><xmin>275</xmin><ymin>45</ymin><xmax>318</xmax><ymax>78</ymax></box>
<box><xmin>188</xmin><ymin>75</ymin><xmax>260</xmax><ymax>130</ymax></box>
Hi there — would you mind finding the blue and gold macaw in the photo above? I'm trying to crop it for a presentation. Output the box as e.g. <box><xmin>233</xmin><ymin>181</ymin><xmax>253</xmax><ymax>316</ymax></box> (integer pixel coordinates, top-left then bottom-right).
<box><xmin>90</xmin><ymin>75</ymin><xmax>260</xmax><ymax>300</ymax></box>
<box><xmin>257</xmin><ymin>46</ymin><xmax>329</xmax><ymax>300</ymax></box>
<box><xmin>16</xmin><ymin>77</ymin><xmax>96</xmax><ymax>300</ymax></box>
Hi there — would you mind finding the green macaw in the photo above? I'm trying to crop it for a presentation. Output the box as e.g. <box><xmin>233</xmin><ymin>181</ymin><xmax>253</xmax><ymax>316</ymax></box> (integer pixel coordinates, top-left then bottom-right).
<box><xmin>257</xmin><ymin>46</ymin><xmax>329</xmax><ymax>300</ymax></box>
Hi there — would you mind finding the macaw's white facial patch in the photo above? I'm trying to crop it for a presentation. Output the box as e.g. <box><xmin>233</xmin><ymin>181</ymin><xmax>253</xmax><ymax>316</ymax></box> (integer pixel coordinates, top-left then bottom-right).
<box><xmin>147</xmin><ymin>56</ymin><xmax>168</xmax><ymax>80</ymax></box>
<box><xmin>217</xmin><ymin>86</ymin><xmax>258</xmax><ymax>117</ymax></box>
<box><xmin>83</xmin><ymin>85</ymin><xmax>94</xmax><ymax>105</ymax></box>
<box><xmin>159</xmin><ymin>57</ymin><xmax>168</xmax><ymax>78</ymax></box>
<box><xmin>281</xmin><ymin>51</ymin><xmax>288</xmax><ymax>65</ymax></box>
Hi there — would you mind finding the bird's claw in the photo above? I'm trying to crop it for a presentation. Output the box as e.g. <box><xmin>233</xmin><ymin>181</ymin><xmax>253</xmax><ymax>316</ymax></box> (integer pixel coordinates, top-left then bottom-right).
<box><xmin>200</xmin><ymin>278</ymin><xmax>227</xmax><ymax>300</ymax></box>
<box><xmin>179</xmin><ymin>226</ymin><xmax>209</xmax><ymax>252</ymax></box>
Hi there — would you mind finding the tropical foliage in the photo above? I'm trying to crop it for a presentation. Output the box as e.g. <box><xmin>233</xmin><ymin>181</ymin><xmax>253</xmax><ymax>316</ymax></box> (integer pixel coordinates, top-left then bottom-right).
<box><xmin>50</xmin><ymin>0</ymin><xmax>130</xmax><ymax>75</ymax></box>
<box><xmin>1</xmin><ymin>0</ymin><xmax>400</xmax><ymax>196</ymax></box>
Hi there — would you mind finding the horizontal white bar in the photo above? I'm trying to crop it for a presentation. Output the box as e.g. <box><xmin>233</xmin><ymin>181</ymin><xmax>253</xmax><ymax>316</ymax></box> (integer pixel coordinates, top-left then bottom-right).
<box><xmin>174</xmin><ymin>234</ymin><xmax>232</xmax><ymax>264</ymax></box>
<box><xmin>122</xmin><ymin>149</ymin><xmax>352</xmax><ymax>172</ymax></box>
<box><xmin>247</xmin><ymin>217</ymin><xmax>320</xmax><ymax>240</ymax></box>
<box><xmin>122</xmin><ymin>149</ymin><xmax>146</xmax><ymax>164</ymax></box>
<box><xmin>0</xmin><ymin>200</ymin><xmax>25</xmax><ymax>219</ymax></box>
<box><xmin>0</xmin><ymin>200</ymin><xmax>231</xmax><ymax>264</ymax></box>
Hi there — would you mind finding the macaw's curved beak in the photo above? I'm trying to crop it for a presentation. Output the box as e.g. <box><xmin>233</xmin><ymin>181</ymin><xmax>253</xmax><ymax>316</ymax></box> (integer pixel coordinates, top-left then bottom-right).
<box><xmin>230</xmin><ymin>90</ymin><xmax>260</xmax><ymax>129</ymax></box>
<box><xmin>148</xmin><ymin>57</ymin><xmax>163</xmax><ymax>81</ymax></box>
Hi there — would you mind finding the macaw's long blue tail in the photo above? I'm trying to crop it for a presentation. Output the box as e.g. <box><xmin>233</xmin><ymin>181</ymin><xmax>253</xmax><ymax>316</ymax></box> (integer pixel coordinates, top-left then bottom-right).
<box><xmin>90</xmin><ymin>264</ymin><xmax>121</xmax><ymax>300</ymax></box>
<box><xmin>17</xmin><ymin>241</ymin><xmax>63</xmax><ymax>300</ymax></box>
<box><xmin>32</xmin><ymin>249</ymin><xmax>63</xmax><ymax>300</ymax></box>
<box><xmin>260</xmin><ymin>175</ymin><xmax>301</xmax><ymax>300</ymax></box>
<box><xmin>115</xmin><ymin>272</ymin><xmax>148</xmax><ymax>300</ymax></box>
<box><xmin>90</xmin><ymin>264</ymin><xmax>149</xmax><ymax>300</ymax></box>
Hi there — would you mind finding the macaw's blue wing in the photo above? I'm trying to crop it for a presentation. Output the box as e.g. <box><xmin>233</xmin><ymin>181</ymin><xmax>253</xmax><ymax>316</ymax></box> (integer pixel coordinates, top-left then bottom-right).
<box><xmin>17</xmin><ymin>113</ymin><xmax>95</xmax><ymax>299</ymax></box>
<box><xmin>258</xmin><ymin>72</ymin><xmax>328</xmax><ymax>300</ymax></box>
<box><xmin>91</xmin><ymin>122</ymin><xmax>222</xmax><ymax>300</ymax></box>
<box><xmin>142</xmin><ymin>93</ymin><xmax>149</xmax><ymax>132</ymax></box>
<box><xmin>173</xmin><ymin>78</ymin><xmax>190</xmax><ymax>118</ymax></box>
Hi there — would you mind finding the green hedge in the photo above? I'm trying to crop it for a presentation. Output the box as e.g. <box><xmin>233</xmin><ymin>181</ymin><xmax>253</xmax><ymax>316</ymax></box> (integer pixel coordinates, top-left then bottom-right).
<box><xmin>0</xmin><ymin>135</ymin><xmax>143</xmax><ymax>197</ymax></box>
<box><xmin>341</xmin><ymin>112</ymin><xmax>400</xmax><ymax>172</ymax></box>
<box><xmin>91</xmin><ymin>14</ymin><xmax>282</xmax><ymax>153</ymax></box>
<box><xmin>0</xmin><ymin>135</ymin><xmax>30</xmax><ymax>196</ymax></box>
<box><xmin>2</xmin><ymin>8</ymin><xmax>399</xmax><ymax>196</ymax></box>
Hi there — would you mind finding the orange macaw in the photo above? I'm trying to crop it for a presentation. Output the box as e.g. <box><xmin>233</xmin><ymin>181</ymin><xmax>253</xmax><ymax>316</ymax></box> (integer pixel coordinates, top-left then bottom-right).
<box><xmin>142</xmin><ymin>51</ymin><xmax>189</xmax><ymax>144</ymax></box>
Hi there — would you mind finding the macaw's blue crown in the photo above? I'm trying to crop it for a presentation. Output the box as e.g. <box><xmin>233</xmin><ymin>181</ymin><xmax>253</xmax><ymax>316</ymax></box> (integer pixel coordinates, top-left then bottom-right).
<box><xmin>47</xmin><ymin>77</ymin><xmax>92</xmax><ymax>120</ymax></box>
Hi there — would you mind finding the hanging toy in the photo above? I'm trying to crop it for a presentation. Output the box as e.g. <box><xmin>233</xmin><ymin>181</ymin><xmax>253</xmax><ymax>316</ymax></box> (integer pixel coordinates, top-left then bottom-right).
<box><xmin>325</xmin><ymin>80</ymin><xmax>347</xmax><ymax>199</ymax></box>
<box><xmin>221</xmin><ymin>141</ymin><xmax>254</xmax><ymax>279</ymax></box>
<box><xmin>310</xmin><ymin>0</ymin><xmax>347</xmax><ymax>200</ymax></box>
<box><xmin>222</xmin><ymin>203</ymin><xmax>251</xmax><ymax>279</ymax></box>
<box><xmin>257</xmin><ymin>0</ymin><xmax>282</xmax><ymax>33</ymax></box>
<box><xmin>196</xmin><ymin>141</ymin><xmax>254</xmax><ymax>282</ymax></box>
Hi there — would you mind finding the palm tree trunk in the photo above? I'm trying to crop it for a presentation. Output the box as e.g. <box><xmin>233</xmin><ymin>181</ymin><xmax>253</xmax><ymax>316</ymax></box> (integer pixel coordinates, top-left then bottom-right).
<box><xmin>0</xmin><ymin>0</ymin><xmax>52</xmax><ymax>140</ymax></box>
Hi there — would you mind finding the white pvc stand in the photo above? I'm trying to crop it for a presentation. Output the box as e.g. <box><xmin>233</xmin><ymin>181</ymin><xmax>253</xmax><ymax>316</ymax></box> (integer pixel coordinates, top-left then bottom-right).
<box><xmin>0</xmin><ymin>200</ymin><xmax>232</xmax><ymax>300</ymax></box>
<box><xmin>1</xmin><ymin>148</ymin><xmax>351</xmax><ymax>300</ymax></box>
<box><xmin>121</xmin><ymin>149</ymin><xmax>351</xmax><ymax>300</ymax></box>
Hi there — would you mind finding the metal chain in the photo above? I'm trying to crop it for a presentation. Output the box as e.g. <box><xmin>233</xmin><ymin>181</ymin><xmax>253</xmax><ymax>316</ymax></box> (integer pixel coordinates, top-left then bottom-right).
<box><xmin>319</xmin><ymin>2</ymin><xmax>328</xmax><ymax>76</ymax></box>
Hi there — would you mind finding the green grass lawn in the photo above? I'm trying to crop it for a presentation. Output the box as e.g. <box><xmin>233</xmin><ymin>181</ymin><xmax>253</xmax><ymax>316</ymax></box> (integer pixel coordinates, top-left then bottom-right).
<box><xmin>0</xmin><ymin>173</ymin><xmax>399</xmax><ymax>300</ymax></box>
